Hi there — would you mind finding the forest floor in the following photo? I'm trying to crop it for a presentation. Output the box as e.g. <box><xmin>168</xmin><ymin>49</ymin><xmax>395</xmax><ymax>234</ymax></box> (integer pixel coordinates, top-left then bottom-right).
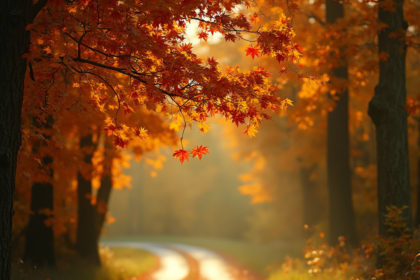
<box><xmin>12</xmin><ymin>247</ymin><xmax>156</xmax><ymax>280</ymax></box>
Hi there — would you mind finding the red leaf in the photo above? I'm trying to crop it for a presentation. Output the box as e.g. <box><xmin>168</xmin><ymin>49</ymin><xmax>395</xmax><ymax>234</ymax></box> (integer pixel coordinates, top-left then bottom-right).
<box><xmin>191</xmin><ymin>145</ymin><xmax>209</xmax><ymax>160</ymax></box>
<box><xmin>294</xmin><ymin>43</ymin><xmax>303</xmax><ymax>53</ymax></box>
<box><xmin>173</xmin><ymin>149</ymin><xmax>189</xmax><ymax>164</ymax></box>
<box><xmin>224</xmin><ymin>33</ymin><xmax>236</xmax><ymax>42</ymax></box>
<box><xmin>114</xmin><ymin>136</ymin><xmax>128</xmax><ymax>148</ymax></box>
<box><xmin>104</xmin><ymin>124</ymin><xmax>117</xmax><ymax>136</ymax></box>
<box><xmin>246</xmin><ymin>47</ymin><xmax>259</xmax><ymax>59</ymax></box>
<box><xmin>198</xmin><ymin>31</ymin><xmax>208</xmax><ymax>41</ymax></box>
<box><xmin>180</xmin><ymin>43</ymin><xmax>193</xmax><ymax>52</ymax></box>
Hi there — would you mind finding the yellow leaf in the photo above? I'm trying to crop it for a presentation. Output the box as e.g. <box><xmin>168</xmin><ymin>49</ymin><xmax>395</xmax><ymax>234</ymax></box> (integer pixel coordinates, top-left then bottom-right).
<box><xmin>198</xmin><ymin>122</ymin><xmax>210</xmax><ymax>134</ymax></box>
<box><xmin>244</xmin><ymin>124</ymin><xmax>258</xmax><ymax>137</ymax></box>
<box><xmin>281</xmin><ymin>98</ymin><xmax>293</xmax><ymax>110</ymax></box>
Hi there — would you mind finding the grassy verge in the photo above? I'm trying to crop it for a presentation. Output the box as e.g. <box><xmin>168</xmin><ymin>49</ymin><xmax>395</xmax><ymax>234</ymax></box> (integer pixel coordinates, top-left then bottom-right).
<box><xmin>268</xmin><ymin>270</ymin><xmax>351</xmax><ymax>280</ymax></box>
<box><xmin>12</xmin><ymin>246</ymin><xmax>156</xmax><ymax>280</ymax></box>
<box><xmin>102</xmin><ymin>235</ymin><xmax>303</xmax><ymax>276</ymax></box>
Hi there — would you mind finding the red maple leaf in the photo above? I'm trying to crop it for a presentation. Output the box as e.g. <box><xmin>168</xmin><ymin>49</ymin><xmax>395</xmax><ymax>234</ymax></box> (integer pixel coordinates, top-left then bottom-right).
<box><xmin>104</xmin><ymin>124</ymin><xmax>117</xmax><ymax>136</ymax></box>
<box><xmin>198</xmin><ymin>31</ymin><xmax>208</xmax><ymax>41</ymax></box>
<box><xmin>192</xmin><ymin>145</ymin><xmax>209</xmax><ymax>160</ymax></box>
<box><xmin>294</xmin><ymin>43</ymin><xmax>303</xmax><ymax>53</ymax></box>
<box><xmin>114</xmin><ymin>136</ymin><xmax>128</xmax><ymax>148</ymax></box>
<box><xmin>173</xmin><ymin>149</ymin><xmax>189</xmax><ymax>164</ymax></box>
<box><xmin>180</xmin><ymin>43</ymin><xmax>193</xmax><ymax>52</ymax></box>
<box><xmin>246</xmin><ymin>47</ymin><xmax>259</xmax><ymax>59</ymax></box>
<box><xmin>224</xmin><ymin>33</ymin><xmax>236</xmax><ymax>42</ymax></box>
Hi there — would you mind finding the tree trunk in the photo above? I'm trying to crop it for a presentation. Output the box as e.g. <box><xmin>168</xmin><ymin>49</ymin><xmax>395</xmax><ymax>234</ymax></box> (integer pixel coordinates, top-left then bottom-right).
<box><xmin>325</xmin><ymin>0</ymin><xmax>358</xmax><ymax>247</ymax></box>
<box><xmin>76</xmin><ymin>134</ymin><xmax>100</xmax><ymax>264</ymax></box>
<box><xmin>299</xmin><ymin>163</ymin><xmax>322</xmax><ymax>227</ymax></box>
<box><xmin>95</xmin><ymin>136</ymin><xmax>113</xmax><ymax>239</ymax></box>
<box><xmin>0</xmin><ymin>1</ymin><xmax>45</xmax><ymax>278</ymax></box>
<box><xmin>24</xmin><ymin>116</ymin><xmax>55</xmax><ymax>266</ymax></box>
<box><xmin>368</xmin><ymin>0</ymin><xmax>412</xmax><ymax>236</ymax></box>
<box><xmin>416</xmin><ymin>119</ymin><xmax>420</xmax><ymax>228</ymax></box>
<box><xmin>24</xmin><ymin>183</ymin><xmax>55</xmax><ymax>266</ymax></box>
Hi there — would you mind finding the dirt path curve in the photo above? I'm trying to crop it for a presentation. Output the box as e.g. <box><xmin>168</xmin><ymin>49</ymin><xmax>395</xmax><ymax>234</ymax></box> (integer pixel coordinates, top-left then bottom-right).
<box><xmin>170</xmin><ymin>243</ymin><xmax>234</xmax><ymax>280</ymax></box>
<box><xmin>102</xmin><ymin>241</ymin><xmax>262</xmax><ymax>280</ymax></box>
<box><xmin>103</xmin><ymin>241</ymin><xmax>189</xmax><ymax>280</ymax></box>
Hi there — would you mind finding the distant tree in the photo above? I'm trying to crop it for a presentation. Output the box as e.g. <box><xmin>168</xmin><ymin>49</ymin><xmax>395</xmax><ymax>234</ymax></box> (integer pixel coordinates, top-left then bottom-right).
<box><xmin>76</xmin><ymin>133</ymin><xmax>100</xmax><ymax>263</ymax></box>
<box><xmin>368</xmin><ymin>0</ymin><xmax>412</xmax><ymax>236</ymax></box>
<box><xmin>95</xmin><ymin>135</ymin><xmax>114</xmax><ymax>239</ymax></box>
<box><xmin>325</xmin><ymin>0</ymin><xmax>358</xmax><ymax>247</ymax></box>
<box><xmin>23</xmin><ymin>116</ymin><xmax>55</xmax><ymax>266</ymax></box>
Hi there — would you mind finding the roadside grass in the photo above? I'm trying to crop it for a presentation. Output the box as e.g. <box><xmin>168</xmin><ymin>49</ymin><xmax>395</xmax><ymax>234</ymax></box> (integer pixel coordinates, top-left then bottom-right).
<box><xmin>102</xmin><ymin>235</ymin><xmax>303</xmax><ymax>277</ymax></box>
<box><xmin>268</xmin><ymin>269</ymin><xmax>351</xmax><ymax>280</ymax></box>
<box><xmin>12</xmin><ymin>247</ymin><xmax>156</xmax><ymax>280</ymax></box>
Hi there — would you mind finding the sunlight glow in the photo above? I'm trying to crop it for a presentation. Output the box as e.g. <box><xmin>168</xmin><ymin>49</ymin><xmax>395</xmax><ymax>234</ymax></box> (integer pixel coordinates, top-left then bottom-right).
<box><xmin>172</xmin><ymin>244</ymin><xmax>234</xmax><ymax>280</ymax></box>
<box><xmin>184</xmin><ymin>20</ymin><xmax>223</xmax><ymax>46</ymax></box>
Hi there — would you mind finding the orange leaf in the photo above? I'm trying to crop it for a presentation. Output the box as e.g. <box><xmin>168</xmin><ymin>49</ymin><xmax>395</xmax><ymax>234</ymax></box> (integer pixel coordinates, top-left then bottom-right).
<box><xmin>191</xmin><ymin>145</ymin><xmax>209</xmax><ymax>160</ymax></box>
<box><xmin>246</xmin><ymin>47</ymin><xmax>259</xmax><ymax>59</ymax></box>
<box><xmin>104</xmin><ymin>124</ymin><xmax>117</xmax><ymax>136</ymax></box>
<box><xmin>173</xmin><ymin>149</ymin><xmax>189</xmax><ymax>164</ymax></box>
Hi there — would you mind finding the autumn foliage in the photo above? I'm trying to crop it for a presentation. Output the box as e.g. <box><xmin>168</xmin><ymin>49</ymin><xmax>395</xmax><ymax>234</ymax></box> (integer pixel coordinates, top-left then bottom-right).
<box><xmin>10</xmin><ymin>0</ymin><xmax>301</xmax><ymax>272</ymax></box>
<box><xmin>23</xmin><ymin>0</ymin><xmax>298</xmax><ymax>166</ymax></box>
<box><xmin>5</xmin><ymin>0</ymin><xmax>420</xmax><ymax>279</ymax></box>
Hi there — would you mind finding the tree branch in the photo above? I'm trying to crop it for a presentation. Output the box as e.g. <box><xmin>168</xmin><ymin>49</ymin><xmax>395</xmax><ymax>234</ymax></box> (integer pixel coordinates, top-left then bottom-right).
<box><xmin>30</xmin><ymin>0</ymin><xmax>47</xmax><ymax>22</ymax></box>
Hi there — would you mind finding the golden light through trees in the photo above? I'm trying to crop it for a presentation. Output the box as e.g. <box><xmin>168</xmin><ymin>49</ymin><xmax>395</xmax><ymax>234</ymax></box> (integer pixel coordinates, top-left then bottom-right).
<box><xmin>2</xmin><ymin>0</ymin><xmax>420</xmax><ymax>279</ymax></box>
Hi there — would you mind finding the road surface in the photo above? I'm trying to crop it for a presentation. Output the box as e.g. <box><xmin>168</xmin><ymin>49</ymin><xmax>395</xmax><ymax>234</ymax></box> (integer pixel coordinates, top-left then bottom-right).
<box><xmin>102</xmin><ymin>241</ymin><xmax>260</xmax><ymax>280</ymax></box>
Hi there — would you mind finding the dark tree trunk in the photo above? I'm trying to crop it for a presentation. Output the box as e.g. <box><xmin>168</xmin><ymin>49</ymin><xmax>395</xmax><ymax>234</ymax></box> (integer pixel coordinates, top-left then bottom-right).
<box><xmin>95</xmin><ymin>136</ymin><xmax>113</xmax><ymax>239</ymax></box>
<box><xmin>368</xmin><ymin>0</ymin><xmax>412</xmax><ymax>235</ymax></box>
<box><xmin>24</xmin><ymin>183</ymin><xmax>55</xmax><ymax>266</ymax></box>
<box><xmin>325</xmin><ymin>0</ymin><xmax>358</xmax><ymax>247</ymax></box>
<box><xmin>76</xmin><ymin>134</ymin><xmax>100</xmax><ymax>264</ymax></box>
<box><xmin>299</xmin><ymin>163</ymin><xmax>322</xmax><ymax>227</ymax></box>
<box><xmin>0</xmin><ymin>1</ymin><xmax>45</xmax><ymax>278</ymax></box>
<box><xmin>416</xmin><ymin>119</ymin><xmax>420</xmax><ymax>228</ymax></box>
<box><xmin>24</xmin><ymin>116</ymin><xmax>55</xmax><ymax>266</ymax></box>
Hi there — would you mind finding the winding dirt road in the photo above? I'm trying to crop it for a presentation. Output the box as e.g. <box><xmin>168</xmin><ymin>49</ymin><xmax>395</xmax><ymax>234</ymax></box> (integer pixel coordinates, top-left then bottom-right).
<box><xmin>102</xmin><ymin>241</ymin><xmax>261</xmax><ymax>280</ymax></box>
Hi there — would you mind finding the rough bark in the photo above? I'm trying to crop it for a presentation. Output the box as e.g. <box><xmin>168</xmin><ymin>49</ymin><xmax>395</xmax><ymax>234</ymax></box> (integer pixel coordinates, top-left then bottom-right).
<box><xmin>24</xmin><ymin>116</ymin><xmax>55</xmax><ymax>266</ymax></box>
<box><xmin>95</xmin><ymin>136</ymin><xmax>113</xmax><ymax>239</ymax></box>
<box><xmin>76</xmin><ymin>134</ymin><xmax>100</xmax><ymax>264</ymax></box>
<box><xmin>0</xmin><ymin>1</ymin><xmax>45</xmax><ymax>278</ymax></box>
<box><xmin>325</xmin><ymin>0</ymin><xmax>358</xmax><ymax>246</ymax></box>
<box><xmin>368</xmin><ymin>0</ymin><xmax>412</xmax><ymax>235</ymax></box>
